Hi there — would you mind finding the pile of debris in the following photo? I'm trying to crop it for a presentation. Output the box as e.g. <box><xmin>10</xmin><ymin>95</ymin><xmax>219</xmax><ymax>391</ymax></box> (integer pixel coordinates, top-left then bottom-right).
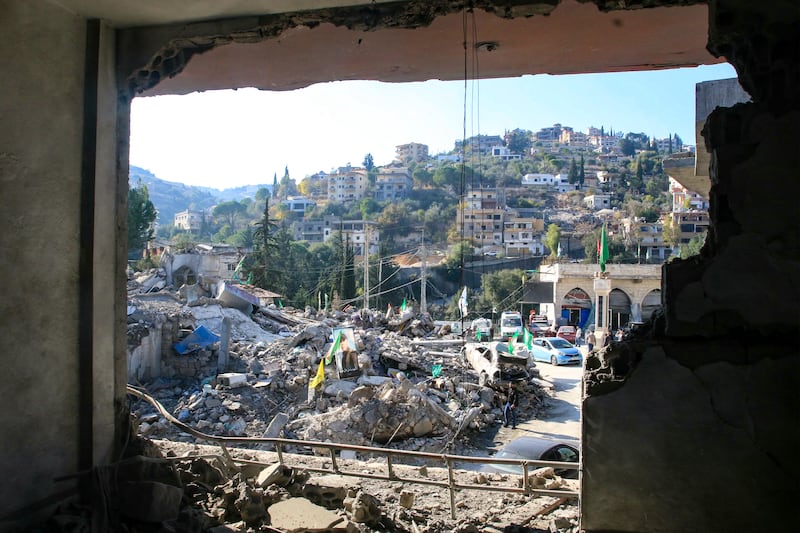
<box><xmin>125</xmin><ymin>270</ymin><xmax>549</xmax><ymax>472</ymax></box>
<box><xmin>38</xmin><ymin>436</ymin><xmax>579</xmax><ymax>533</ymax></box>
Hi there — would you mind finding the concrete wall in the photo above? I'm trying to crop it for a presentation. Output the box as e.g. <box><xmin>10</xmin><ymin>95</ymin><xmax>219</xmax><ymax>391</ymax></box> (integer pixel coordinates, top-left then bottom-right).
<box><xmin>581</xmin><ymin>1</ymin><xmax>800</xmax><ymax>531</ymax></box>
<box><xmin>0</xmin><ymin>0</ymin><xmax>121</xmax><ymax>526</ymax></box>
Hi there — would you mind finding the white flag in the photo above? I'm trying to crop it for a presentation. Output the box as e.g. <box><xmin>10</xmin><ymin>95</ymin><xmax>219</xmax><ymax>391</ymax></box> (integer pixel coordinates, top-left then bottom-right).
<box><xmin>458</xmin><ymin>287</ymin><xmax>468</xmax><ymax>316</ymax></box>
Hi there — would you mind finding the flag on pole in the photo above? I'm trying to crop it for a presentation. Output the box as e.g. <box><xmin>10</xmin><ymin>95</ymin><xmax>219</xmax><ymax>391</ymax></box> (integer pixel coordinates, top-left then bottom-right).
<box><xmin>599</xmin><ymin>223</ymin><xmax>609</xmax><ymax>272</ymax></box>
<box><xmin>309</xmin><ymin>359</ymin><xmax>325</xmax><ymax>389</ymax></box>
<box><xmin>557</xmin><ymin>242</ymin><xmax>562</xmax><ymax>257</ymax></box>
<box><xmin>324</xmin><ymin>330</ymin><xmax>342</xmax><ymax>364</ymax></box>
<box><xmin>458</xmin><ymin>287</ymin><xmax>468</xmax><ymax>317</ymax></box>
<box><xmin>508</xmin><ymin>331</ymin><xmax>520</xmax><ymax>354</ymax></box>
<box><xmin>523</xmin><ymin>328</ymin><xmax>534</xmax><ymax>350</ymax></box>
<box><xmin>278</xmin><ymin>299</ymin><xmax>283</xmax><ymax>308</ymax></box>
<box><xmin>476</xmin><ymin>330</ymin><xmax>483</xmax><ymax>342</ymax></box>
<box><xmin>400</xmin><ymin>297</ymin><xmax>408</xmax><ymax>313</ymax></box>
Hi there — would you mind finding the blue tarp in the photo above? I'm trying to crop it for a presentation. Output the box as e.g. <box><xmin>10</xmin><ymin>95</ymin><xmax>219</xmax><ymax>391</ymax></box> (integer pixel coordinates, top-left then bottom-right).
<box><xmin>174</xmin><ymin>325</ymin><xmax>221</xmax><ymax>355</ymax></box>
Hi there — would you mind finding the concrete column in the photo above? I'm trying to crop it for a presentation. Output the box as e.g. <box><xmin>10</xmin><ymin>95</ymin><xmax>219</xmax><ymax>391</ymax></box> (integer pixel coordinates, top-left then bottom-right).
<box><xmin>218</xmin><ymin>317</ymin><xmax>232</xmax><ymax>373</ymax></box>
<box><xmin>593</xmin><ymin>273</ymin><xmax>611</xmax><ymax>346</ymax></box>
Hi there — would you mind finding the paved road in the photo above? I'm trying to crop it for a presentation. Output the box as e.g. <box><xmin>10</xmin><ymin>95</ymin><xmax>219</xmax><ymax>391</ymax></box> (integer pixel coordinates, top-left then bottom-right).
<box><xmin>498</xmin><ymin>351</ymin><xmax>585</xmax><ymax>442</ymax></box>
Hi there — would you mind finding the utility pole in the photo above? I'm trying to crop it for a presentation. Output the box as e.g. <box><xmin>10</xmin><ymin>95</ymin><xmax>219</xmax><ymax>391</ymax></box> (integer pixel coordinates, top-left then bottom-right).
<box><xmin>363</xmin><ymin>223</ymin><xmax>370</xmax><ymax>310</ymax></box>
<box><xmin>420</xmin><ymin>228</ymin><xmax>427</xmax><ymax>314</ymax></box>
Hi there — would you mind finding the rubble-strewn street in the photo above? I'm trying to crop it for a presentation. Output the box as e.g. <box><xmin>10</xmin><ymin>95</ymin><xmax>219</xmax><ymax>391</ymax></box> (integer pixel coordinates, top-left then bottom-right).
<box><xmin>42</xmin><ymin>268</ymin><xmax>579</xmax><ymax>532</ymax></box>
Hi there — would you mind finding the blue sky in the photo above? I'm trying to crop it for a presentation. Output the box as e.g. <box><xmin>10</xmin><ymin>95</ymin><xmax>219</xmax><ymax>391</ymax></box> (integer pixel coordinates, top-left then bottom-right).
<box><xmin>129</xmin><ymin>62</ymin><xmax>737</xmax><ymax>189</ymax></box>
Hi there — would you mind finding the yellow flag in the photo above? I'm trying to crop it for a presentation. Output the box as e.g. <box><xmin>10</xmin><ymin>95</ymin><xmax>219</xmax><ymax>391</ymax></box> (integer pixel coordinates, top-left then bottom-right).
<box><xmin>309</xmin><ymin>359</ymin><xmax>325</xmax><ymax>389</ymax></box>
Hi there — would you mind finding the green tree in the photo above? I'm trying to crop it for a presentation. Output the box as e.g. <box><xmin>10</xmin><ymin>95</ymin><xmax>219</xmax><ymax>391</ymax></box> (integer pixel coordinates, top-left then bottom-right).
<box><xmin>618</xmin><ymin>138</ymin><xmax>636</xmax><ymax>157</ymax></box>
<box><xmin>476</xmin><ymin>269</ymin><xmax>525</xmax><ymax>313</ymax></box>
<box><xmin>128</xmin><ymin>182</ymin><xmax>157</xmax><ymax>253</ymax></box>
<box><xmin>579</xmin><ymin>155</ymin><xmax>585</xmax><ymax>187</ymax></box>
<box><xmin>363</xmin><ymin>153</ymin><xmax>374</xmax><ymax>171</ymax></box>
<box><xmin>567</xmin><ymin>158</ymin><xmax>578</xmax><ymax>184</ymax></box>
<box><xmin>213</xmin><ymin>200</ymin><xmax>247</xmax><ymax>229</ymax></box>
<box><xmin>505</xmin><ymin>128</ymin><xmax>532</xmax><ymax>154</ymax></box>
<box><xmin>544</xmin><ymin>224</ymin><xmax>561</xmax><ymax>258</ymax></box>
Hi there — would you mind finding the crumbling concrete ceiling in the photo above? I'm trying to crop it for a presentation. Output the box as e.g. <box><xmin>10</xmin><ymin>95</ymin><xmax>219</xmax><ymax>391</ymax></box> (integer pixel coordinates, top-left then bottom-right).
<box><xmin>120</xmin><ymin>0</ymin><xmax>721</xmax><ymax>97</ymax></box>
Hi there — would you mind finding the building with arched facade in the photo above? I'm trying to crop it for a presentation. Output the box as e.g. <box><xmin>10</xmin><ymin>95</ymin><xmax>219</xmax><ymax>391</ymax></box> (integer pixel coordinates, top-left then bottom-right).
<box><xmin>523</xmin><ymin>263</ymin><xmax>662</xmax><ymax>331</ymax></box>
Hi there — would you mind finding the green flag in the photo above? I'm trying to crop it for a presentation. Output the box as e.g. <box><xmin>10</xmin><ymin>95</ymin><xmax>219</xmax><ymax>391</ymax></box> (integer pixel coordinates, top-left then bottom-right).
<box><xmin>400</xmin><ymin>297</ymin><xmax>407</xmax><ymax>312</ymax></box>
<box><xmin>523</xmin><ymin>328</ymin><xmax>533</xmax><ymax>350</ymax></box>
<box><xmin>278</xmin><ymin>299</ymin><xmax>283</xmax><ymax>308</ymax></box>
<box><xmin>325</xmin><ymin>330</ymin><xmax>342</xmax><ymax>364</ymax></box>
<box><xmin>599</xmin><ymin>223</ymin><xmax>609</xmax><ymax>272</ymax></box>
<box><xmin>476</xmin><ymin>330</ymin><xmax>483</xmax><ymax>342</ymax></box>
<box><xmin>431</xmin><ymin>364</ymin><xmax>442</xmax><ymax>378</ymax></box>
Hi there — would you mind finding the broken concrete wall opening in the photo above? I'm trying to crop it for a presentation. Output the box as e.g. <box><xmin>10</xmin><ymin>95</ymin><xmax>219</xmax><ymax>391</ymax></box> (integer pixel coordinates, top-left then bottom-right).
<box><xmin>2</xmin><ymin>0</ymin><xmax>799</xmax><ymax>532</ymax></box>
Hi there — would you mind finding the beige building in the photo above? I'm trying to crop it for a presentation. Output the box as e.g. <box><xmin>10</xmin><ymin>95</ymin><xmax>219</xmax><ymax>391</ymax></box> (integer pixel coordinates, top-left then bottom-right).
<box><xmin>395</xmin><ymin>142</ymin><xmax>428</xmax><ymax>163</ymax></box>
<box><xmin>322</xmin><ymin>217</ymin><xmax>379</xmax><ymax>257</ymax></box>
<box><xmin>527</xmin><ymin>263</ymin><xmax>662</xmax><ymax>331</ymax></box>
<box><xmin>327</xmin><ymin>166</ymin><xmax>368</xmax><ymax>203</ymax></box>
<box><xmin>173</xmin><ymin>209</ymin><xmax>209</xmax><ymax>231</ymax></box>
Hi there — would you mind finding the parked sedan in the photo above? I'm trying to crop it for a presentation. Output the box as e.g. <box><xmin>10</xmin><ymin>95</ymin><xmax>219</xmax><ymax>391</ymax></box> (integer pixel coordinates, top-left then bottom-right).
<box><xmin>556</xmin><ymin>325</ymin><xmax>577</xmax><ymax>343</ymax></box>
<box><xmin>530</xmin><ymin>336</ymin><xmax>582</xmax><ymax>366</ymax></box>
<box><xmin>482</xmin><ymin>436</ymin><xmax>580</xmax><ymax>478</ymax></box>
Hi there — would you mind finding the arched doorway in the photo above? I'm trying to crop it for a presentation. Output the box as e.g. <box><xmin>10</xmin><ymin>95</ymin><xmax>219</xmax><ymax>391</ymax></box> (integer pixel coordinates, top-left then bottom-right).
<box><xmin>641</xmin><ymin>289</ymin><xmax>662</xmax><ymax>321</ymax></box>
<box><xmin>609</xmin><ymin>288</ymin><xmax>631</xmax><ymax>331</ymax></box>
<box><xmin>560</xmin><ymin>287</ymin><xmax>592</xmax><ymax>328</ymax></box>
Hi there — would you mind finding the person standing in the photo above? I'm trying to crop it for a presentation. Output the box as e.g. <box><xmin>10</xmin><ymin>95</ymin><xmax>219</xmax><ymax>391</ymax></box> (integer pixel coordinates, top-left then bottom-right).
<box><xmin>575</xmin><ymin>326</ymin><xmax>583</xmax><ymax>346</ymax></box>
<box><xmin>586</xmin><ymin>330</ymin><xmax>596</xmax><ymax>353</ymax></box>
<box><xmin>503</xmin><ymin>383</ymin><xmax>519</xmax><ymax>429</ymax></box>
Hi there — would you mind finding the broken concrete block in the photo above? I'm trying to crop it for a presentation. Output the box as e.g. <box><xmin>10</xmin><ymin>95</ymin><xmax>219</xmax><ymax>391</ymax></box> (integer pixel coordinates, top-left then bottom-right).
<box><xmin>347</xmin><ymin>490</ymin><xmax>382</xmax><ymax>526</ymax></box>
<box><xmin>268</xmin><ymin>497</ymin><xmax>344</xmax><ymax>532</ymax></box>
<box><xmin>117</xmin><ymin>481</ymin><xmax>182</xmax><ymax>522</ymax></box>
<box><xmin>256</xmin><ymin>463</ymin><xmax>293</xmax><ymax>488</ymax></box>
<box><xmin>302</xmin><ymin>474</ymin><xmax>351</xmax><ymax>508</ymax></box>
<box><xmin>399</xmin><ymin>490</ymin><xmax>415</xmax><ymax>509</ymax></box>
<box><xmin>217</xmin><ymin>372</ymin><xmax>248</xmax><ymax>387</ymax></box>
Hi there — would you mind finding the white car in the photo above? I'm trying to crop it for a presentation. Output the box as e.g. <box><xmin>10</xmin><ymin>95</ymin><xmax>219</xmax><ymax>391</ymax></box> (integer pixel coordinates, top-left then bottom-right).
<box><xmin>461</xmin><ymin>341</ymin><xmax>530</xmax><ymax>387</ymax></box>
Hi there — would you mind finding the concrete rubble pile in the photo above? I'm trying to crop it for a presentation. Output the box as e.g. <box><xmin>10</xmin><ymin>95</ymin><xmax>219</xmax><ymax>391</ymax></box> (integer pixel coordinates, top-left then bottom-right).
<box><xmin>38</xmin><ymin>436</ymin><xmax>579</xmax><ymax>532</ymax></box>
<box><xmin>126</xmin><ymin>272</ymin><xmax>547</xmax><ymax>457</ymax></box>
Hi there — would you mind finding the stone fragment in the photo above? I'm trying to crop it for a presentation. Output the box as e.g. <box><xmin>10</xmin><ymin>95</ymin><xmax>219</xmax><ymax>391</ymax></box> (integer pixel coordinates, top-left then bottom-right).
<box><xmin>268</xmin><ymin>497</ymin><xmax>344</xmax><ymax>532</ymax></box>
<box><xmin>399</xmin><ymin>490</ymin><xmax>415</xmax><ymax>509</ymax></box>
<box><xmin>256</xmin><ymin>463</ymin><xmax>293</xmax><ymax>488</ymax></box>
<box><xmin>346</xmin><ymin>490</ymin><xmax>382</xmax><ymax>526</ymax></box>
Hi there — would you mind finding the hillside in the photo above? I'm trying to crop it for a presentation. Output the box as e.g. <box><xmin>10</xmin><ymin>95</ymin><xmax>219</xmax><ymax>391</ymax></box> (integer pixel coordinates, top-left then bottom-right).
<box><xmin>129</xmin><ymin>165</ymin><xmax>271</xmax><ymax>225</ymax></box>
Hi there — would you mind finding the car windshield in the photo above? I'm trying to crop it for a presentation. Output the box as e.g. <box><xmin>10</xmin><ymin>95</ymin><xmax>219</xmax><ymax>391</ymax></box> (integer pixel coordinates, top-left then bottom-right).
<box><xmin>502</xmin><ymin>317</ymin><xmax>522</xmax><ymax>327</ymax></box>
<box><xmin>548</xmin><ymin>338</ymin><xmax>572</xmax><ymax>348</ymax></box>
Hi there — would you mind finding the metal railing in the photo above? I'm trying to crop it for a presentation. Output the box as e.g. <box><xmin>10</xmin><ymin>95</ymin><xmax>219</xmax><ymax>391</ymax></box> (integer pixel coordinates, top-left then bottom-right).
<box><xmin>127</xmin><ymin>384</ymin><xmax>579</xmax><ymax>519</ymax></box>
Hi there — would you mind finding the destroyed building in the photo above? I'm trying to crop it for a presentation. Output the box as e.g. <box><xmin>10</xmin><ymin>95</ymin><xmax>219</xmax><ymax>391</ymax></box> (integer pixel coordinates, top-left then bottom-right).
<box><xmin>2</xmin><ymin>1</ymin><xmax>798</xmax><ymax>532</ymax></box>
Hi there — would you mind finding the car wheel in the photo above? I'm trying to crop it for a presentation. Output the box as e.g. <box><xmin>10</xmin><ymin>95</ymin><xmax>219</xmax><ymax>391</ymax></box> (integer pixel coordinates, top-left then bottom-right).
<box><xmin>551</xmin><ymin>355</ymin><xmax>559</xmax><ymax>366</ymax></box>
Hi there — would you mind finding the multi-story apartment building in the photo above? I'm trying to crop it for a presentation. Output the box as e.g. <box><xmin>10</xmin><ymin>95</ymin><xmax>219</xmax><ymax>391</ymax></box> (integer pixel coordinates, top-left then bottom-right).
<box><xmin>653</xmin><ymin>134</ymin><xmax>684</xmax><ymax>154</ymax></box>
<box><xmin>395</xmin><ymin>142</ymin><xmax>428</xmax><ymax>163</ymax></box>
<box><xmin>464</xmin><ymin>187</ymin><xmax>504</xmax><ymax>210</ymax></box>
<box><xmin>455</xmin><ymin>134</ymin><xmax>504</xmax><ymax>155</ymax></box>
<box><xmin>667</xmin><ymin>210</ymin><xmax>709</xmax><ymax>245</ymax></box>
<box><xmin>174</xmin><ymin>209</ymin><xmax>210</xmax><ymax>231</ymax></box>
<box><xmin>503</xmin><ymin>215</ymin><xmax>545</xmax><ymax>256</ymax></box>
<box><xmin>459</xmin><ymin>207</ymin><xmax>505</xmax><ymax>247</ymax></box>
<box><xmin>327</xmin><ymin>165</ymin><xmax>368</xmax><ymax>203</ymax></box>
<box><xmin>534</xmin><ymin>124</ymin><xmax>562</xmax><ymax>142</ymax></box>
<box><xmin>375</xmin><ymin>166</ymin><xmax>412</xmax><ymax>201</ymax></box>
<box><xmin>621</xmin><ymin>217</ymin><xmax>671</xmax><ymax>262</ymax></box>
<box><xmin>559</xmin><ymin>127</ymin><xmax>590</xmax><ymax>150</ymax></box>
<box><xmin>292</xmin><ymin>219</ymin><xmax>326</xmax><ymax>243</ymax></box>
<box><xmin>322</xmin><ymin>217</ymin><xmax>379</xmax><ymax>256</ymax></box>
<box><xmin>669</xmin><ymin>177</ymin><xmax>708</xmax><ymax>211</ymax></box>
